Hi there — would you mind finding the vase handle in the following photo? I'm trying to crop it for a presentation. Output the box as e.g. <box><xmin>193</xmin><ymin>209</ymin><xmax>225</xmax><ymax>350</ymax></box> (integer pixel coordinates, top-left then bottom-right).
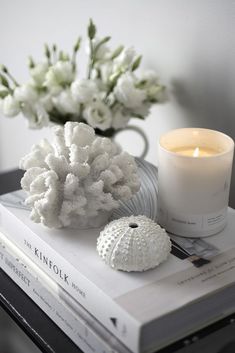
<box><xmin>114</xmin><ymin>125</ymin><xmax>149</xmax><ymax>159</ymax></box>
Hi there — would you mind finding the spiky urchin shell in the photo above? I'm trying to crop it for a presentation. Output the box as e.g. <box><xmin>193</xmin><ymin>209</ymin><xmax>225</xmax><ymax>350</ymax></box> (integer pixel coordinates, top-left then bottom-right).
<box><xmin>97</xmin><ymin>215</ymin><xmax>171</xmax><ymax>272</ymax></box>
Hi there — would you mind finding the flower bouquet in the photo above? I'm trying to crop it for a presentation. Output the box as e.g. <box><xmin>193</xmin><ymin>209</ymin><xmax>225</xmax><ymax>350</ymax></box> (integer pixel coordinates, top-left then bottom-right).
<box><xmin>0</xmin><ymin>20</ymin><xmax>165</xmax><ymax>137</ymax></box>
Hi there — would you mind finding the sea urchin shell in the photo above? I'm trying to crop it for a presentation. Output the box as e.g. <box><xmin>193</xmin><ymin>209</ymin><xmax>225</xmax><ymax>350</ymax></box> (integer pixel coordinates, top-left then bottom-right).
<box><xmin>97</xmin><ymin>215</ymin><xmax>171</xmax><ymax>272</ymax></box>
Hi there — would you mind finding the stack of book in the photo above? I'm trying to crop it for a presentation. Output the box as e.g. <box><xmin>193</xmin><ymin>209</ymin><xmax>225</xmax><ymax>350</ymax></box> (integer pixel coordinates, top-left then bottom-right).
<box><xmin>0</xmin><ymin>189</ymin><xmax>235</xmax><ymax>353</ymax></box>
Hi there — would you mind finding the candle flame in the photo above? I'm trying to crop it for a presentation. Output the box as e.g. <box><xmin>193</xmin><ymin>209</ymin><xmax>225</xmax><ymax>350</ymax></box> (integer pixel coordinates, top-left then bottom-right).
<box><xmin>193</xmin><ymin>147</ymin><xmax>200</xmax><ymax>157</ymax></box>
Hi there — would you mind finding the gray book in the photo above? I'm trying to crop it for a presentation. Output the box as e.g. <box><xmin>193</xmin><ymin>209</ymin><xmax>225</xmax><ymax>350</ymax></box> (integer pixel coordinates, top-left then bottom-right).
<box><xmin>0</xmin><ymin>230</ymin><xmax>130</xmax><ymax>353</ymax></box>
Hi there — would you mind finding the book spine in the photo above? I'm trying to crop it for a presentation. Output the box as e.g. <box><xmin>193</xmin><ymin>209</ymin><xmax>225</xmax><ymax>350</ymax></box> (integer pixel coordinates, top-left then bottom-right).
<box><xmin>0</xmin><ymin>232</ymin><xmax>130</xmax><ymax>353</ymax></box>
<box><xmin>0</xmin><ymin>204</ymin><xmax>140</xmax><ymax>353</ymax></box>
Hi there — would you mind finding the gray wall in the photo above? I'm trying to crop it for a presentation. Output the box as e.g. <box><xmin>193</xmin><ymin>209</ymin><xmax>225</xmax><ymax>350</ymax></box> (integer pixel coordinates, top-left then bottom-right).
<box><xmin>0</xmin><ymin>0</ymin><xmax>234</xmax><ymax>206</ymax></box>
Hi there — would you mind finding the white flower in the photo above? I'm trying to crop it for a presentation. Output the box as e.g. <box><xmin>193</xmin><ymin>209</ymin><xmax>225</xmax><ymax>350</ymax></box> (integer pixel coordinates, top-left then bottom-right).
<box><xmin>14</xmin><ymin>84</ymin><xmax>38</xmax><ymax>103</ymax></box>
<box><xmin>114</xmin><ymin>47</ymin><xmax>136</xmax><ymax>70</ymax></box>
<box><xmin>114</xmin><ymin>73</ymin><xmax>146</xmax><ymax>109</ymax></box>
<box><xmin>21</xmin><ymin>102</ymin><xmax>49</xmax><ymax>129</ymax></box>
<box><xmin>52</xmin><ymin>89</ymin><xmax>80</xmax><ymax>115</ymax></box>
<box><xmin>40</xmin><ymin>93</ymin><xmax>53</xmax><ymax>111</ymax></box>
<box><xmin>30</xmin><ymin>62</ymin><xmax>49</xmax><ymax>87</ymax></box>
<box><xmin>83</xmin><ymin>99</ymin><xmax>112</xmax><ymax>131</ymax></box>
<box><xmin>71</xmin><ymin>79</ymin><xmax>98</xmax><ymax>103</ymax></box>
<box><xmin>45</xmin><ymin>61</ymin><xmax>75</xmax><ymax>90</ymax></box>
<box><xmin>2</xmin><ymin>95</ymin><xmax>20</xmax><ymax>117</ymax></box>
<box><xmin>34</xmin><ymin>104</ymin><xmax>50</xmax><ymax>128</ymax></box>
<box><xmin>0</xmin><ymin>21</ymin><xmax>166</xmax><ymax>131</ymax></box>
<box><xmin>99</xmin><ymin>61</ymin><xmax>113</xmax><ymax>85</ymax></box>
<box><xmin>147</xmin><ymin>85</ymin><xmax>166</xmax><ymax>102</ymax></box>
<box><xmin>112</xmin><ymin>110</ymin><xmax>130</xmax><ymax>130</ymax></box>
<box><xmin>138</xmin><ymin>70</ymin><xmax>159</xmax><ymax>85</ymax></box>
<box><xmin>138</xmin><ymin>71</ymin><xmax>165</xmax><ymax>102</ymax></box>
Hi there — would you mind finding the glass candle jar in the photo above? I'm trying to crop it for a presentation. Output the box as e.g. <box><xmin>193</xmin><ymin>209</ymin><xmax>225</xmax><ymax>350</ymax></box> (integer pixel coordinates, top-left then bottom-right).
<box><xmin>157</xmin><ymin>128</ymin><xmax>234</xmax><ymax>237</ymax></box>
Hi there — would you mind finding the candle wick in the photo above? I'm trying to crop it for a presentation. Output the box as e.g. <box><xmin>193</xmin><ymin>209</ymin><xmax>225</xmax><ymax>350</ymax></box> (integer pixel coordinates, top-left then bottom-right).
<box><xmin>193</xmin><ymin>147</ymin><xmax>200</xmax><ymax>157</ymax></box>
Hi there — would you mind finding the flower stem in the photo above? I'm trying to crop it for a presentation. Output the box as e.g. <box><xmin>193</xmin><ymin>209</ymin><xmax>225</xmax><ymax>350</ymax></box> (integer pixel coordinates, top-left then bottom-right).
<box><xmin>87</xmin><ymin>39</ymin><xmax>94</xmax><ymax>79</ymax></box>
<box><xmin>72</xmin><ymin>37</ymin><xmax>81</xmax><ymax>71</ymax></box>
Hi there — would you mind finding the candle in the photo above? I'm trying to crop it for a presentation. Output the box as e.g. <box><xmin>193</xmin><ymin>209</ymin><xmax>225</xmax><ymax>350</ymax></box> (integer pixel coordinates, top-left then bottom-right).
<box><xmin>172</xmin><ymin>146</ymin><xmax>219</xmax><ymax>157</ymax></box>
<box><xmin>157</xmin><ymin>128</ymin><xmax>234</xmax><ymax>237</ymax></box>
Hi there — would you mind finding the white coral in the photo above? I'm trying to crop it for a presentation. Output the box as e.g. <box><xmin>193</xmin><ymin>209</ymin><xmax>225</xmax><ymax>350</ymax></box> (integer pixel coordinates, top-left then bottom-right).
<box><xmin>20</xmin><ymin>122</ymin><xmax>140</xmax><ymax>228</ymax></box>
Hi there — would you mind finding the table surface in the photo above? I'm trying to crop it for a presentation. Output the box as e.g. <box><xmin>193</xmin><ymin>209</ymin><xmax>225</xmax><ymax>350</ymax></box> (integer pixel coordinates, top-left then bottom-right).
<box><xmin>0</xmin><ymin>169</ymin><xmax>235</xmax><ymax>353</ymax></box>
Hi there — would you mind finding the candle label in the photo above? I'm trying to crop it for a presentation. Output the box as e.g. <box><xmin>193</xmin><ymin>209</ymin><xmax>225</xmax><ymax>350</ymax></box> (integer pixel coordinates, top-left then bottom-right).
<box><xmin>159</xmin><ymin>207</ymin><xmax>227</xmax><ymax>237</ymax></box>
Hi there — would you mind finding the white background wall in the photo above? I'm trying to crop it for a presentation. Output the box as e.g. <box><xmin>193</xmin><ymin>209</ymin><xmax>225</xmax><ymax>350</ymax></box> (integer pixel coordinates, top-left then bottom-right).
<box><xmin>0</xmin><ymin>0</ymin><xmax>235</xmax><ymax>206</ymax></box>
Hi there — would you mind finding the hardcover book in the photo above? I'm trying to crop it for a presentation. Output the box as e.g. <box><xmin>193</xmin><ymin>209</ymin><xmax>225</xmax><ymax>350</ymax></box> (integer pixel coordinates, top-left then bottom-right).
<box><xmin>1</xmin><ymin>189</ymin><xmax>235</xmax><ymax>353</ymax></box>
<box><xmin>0</xmin><ymin>230</ymin><xmax>130</xmax><ymax>353</ymax></box>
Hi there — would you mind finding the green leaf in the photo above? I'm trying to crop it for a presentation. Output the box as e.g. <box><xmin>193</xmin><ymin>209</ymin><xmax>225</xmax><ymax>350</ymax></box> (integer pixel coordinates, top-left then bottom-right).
<box><xmin>0</xmin><ymin>74</ymin><xmax>10</xmax><ymax>88</ymax></box>
<box><xmin>88</xmin><ymin>19</ymin><xmax>96</xmax><ymax>40</ymax></box>
<box><xmin>44</xmin><ymin>43</ymin><xmax>51</xmax><ymax>59</ymax></box>
<box><xmin>59</xmin><ymin>51</ymin><xmax>70</xmax><ymax>61</ymax></box>
<box><xmin>28</xmin><ymin>56</ymin><xmax>35</xmax><ymax>69</ymax></box>
<box><xmin>132</xmin><ymin>55</ymin><xmax>142</xmax><ymax>71</ymax></box>
<box><xmin>148</xmin><ymin>98</ymin><xmax>158</xmax><ymax>103</ymax></box>
<box><xmin>94</xmin><ymin>36</ymin><xmax>111</xmax><ymax>57</ymax></box>
<box><xmin>98</xmin><ymin>36</ymin><xmax>111</xmax><ymax>46</ymax></box>
<box><xmin>73</xmin><ymin>37</ymin><xmax>82</xmax><ymax>52</ymax></box>
<box><xmin>0</xmin><ymin>90</ymin><xmax>9</xmax><ymax>99</ymax></box>
<box><xmin>0</xmin><ymin>65</ymin><xmax>8</xmax><ymax>74</ymax></box>
<box><xmin>131</xmin><ymin>113</ymin><xmax>145</xmax><ymax>120</ymax></box>
<box><xmin>111</xmin><ymin>45</ymin><xmax>124</xmax><ymax>60</ymax></box>
<box><xmin>136</xmin><ymin>79</ymin><xmax>147</xmax><ymax>89</ymax></box>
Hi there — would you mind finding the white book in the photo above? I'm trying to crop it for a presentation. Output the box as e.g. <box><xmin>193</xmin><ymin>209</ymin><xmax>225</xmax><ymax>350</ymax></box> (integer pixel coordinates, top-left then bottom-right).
<box><xmin>0</xmin><ymin>230</ymin><xmax>131</xmax><ymax>353</ymax></box>
<box><xmin>1</xmin><ymin>190</ymin><xmax>235</xmax><ymax>353</ymax></box>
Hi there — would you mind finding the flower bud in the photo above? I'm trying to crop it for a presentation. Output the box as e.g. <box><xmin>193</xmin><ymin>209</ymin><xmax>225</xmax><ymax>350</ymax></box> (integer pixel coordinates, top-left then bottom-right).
<box><xmin>88</xmin><ymin>19</ymin><xmax>96</xmax><ymax>40</ymax></box>
<box><xmin>2</xmin><ymin>94</ymin><xmax>20</xmax><ymax>117</ymax></box>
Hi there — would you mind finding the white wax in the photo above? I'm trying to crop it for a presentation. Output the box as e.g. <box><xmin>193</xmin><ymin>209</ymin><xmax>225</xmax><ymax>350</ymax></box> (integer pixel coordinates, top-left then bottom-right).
<box><xmin>157</xmin><ymin>128</ymin><xmax>234</xmax><ymax>237</ymax></box>
<box><xmin>172</xmin><ymin>146</ymin><xmax>219</xmax><ymax>157</ymax></box>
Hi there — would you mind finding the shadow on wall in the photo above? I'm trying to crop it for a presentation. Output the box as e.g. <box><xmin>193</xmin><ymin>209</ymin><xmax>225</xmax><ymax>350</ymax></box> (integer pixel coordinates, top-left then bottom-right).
<box><xmin>171</xmin><ymin>61</ymin><xmax>235</xmax><ymax>208</ymax></box>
